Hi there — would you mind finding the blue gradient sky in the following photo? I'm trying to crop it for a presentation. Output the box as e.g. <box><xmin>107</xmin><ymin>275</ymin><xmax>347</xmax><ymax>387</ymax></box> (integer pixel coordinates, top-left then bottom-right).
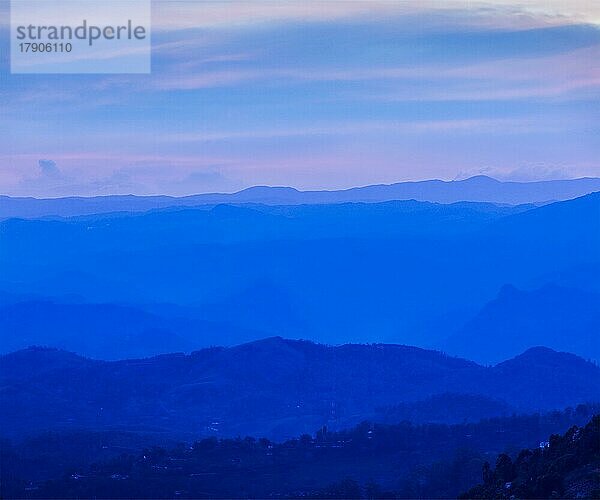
<box><xmin>1</xmin><ymin>1</ymin><xmax>599</xmax><ymax>196</ymax></box>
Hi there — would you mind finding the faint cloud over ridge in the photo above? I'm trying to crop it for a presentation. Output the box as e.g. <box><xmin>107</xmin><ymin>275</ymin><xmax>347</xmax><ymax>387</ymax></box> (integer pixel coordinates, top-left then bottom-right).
<box><xmin>458</xmin><ymin>165</ymin><xmax>583</xmax><ymax>182</ymax></box>
<box><xmin>38</xmin><ymin>159</ymin><xmax>61</xmax><ymax>178</ymax></box>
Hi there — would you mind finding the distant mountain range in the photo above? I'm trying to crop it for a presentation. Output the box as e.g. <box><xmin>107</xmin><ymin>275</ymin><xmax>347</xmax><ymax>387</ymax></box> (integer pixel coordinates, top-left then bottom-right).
<box><xmin>2</xmin><ymin>175</ymin><xmax>600</xmax><ymax>219</ymax></box>
<box><xmin>1</xmin><ymin>338</ymin><xmax>599</xmax><ymax>440</ymax></box>
<box><xmin>1</xmin><ymin>193</ymin><xmax>598</xmax><ymax>350</ymax></box>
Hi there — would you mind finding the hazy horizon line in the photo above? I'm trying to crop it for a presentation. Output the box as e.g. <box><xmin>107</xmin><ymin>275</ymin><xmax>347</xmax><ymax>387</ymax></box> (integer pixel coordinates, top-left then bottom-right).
<box><xmin>3</xmin><ymin>174</ymin><xmax>600</xmax><ymax>201</ymax></box>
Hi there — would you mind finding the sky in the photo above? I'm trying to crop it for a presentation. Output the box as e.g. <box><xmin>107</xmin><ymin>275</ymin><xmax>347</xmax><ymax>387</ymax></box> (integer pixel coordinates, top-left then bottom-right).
<box><xmin>0</xmin><ymin>0</ymin><xmax>599</xmax><ymax>197</ymax></box>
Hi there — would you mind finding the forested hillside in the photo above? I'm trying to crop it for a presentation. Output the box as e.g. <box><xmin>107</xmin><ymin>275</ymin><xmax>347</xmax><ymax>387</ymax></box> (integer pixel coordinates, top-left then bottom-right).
<box><xmin>461</xmin><ymin>415</ymin><xmax>600</xmax><ymax>499</ymax></box>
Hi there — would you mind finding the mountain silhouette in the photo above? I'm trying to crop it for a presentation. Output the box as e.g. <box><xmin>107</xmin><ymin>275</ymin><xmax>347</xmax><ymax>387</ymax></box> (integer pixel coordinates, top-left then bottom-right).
<box><xmin>1</xmin><ymin>339</ymin><xmax>598</xmax><ymax>440</ymax></box>
<box><xmin>443</xmin><ymin>284</ymin><xmax>600</xmax><ymax>364</ymax></box>
<box><xmin>2</xmin><ymin>176</ymin><xmax>600</xmax><ymax>219</ymax></box>
<box><xmin>0</xmin><ymin>299</ymin><xmax>266</xmax><ymax>359</ymax></box>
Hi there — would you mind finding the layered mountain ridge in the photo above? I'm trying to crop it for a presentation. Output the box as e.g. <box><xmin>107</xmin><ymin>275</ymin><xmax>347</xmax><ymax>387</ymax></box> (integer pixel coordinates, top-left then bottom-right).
<box><xmin>2</xmin><ymin>338</ymin><xmax>598</xmax><ymax>440</ymax></box>
<box><xmin>2</xmin><ymin>175</ymin><xmax>600</xmax><ymax>219</ymax></box>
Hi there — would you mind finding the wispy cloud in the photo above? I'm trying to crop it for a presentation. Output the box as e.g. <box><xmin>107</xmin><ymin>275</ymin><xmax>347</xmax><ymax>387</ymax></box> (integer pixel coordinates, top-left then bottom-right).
<box><xmin>2</xmin><ymin>1</ymin><xmax>599</xmax><ymax>196</ymax></box>
<box><xmin>158</xmin><ymin>117</ymin><xmax>561</xmax><ymax>145</ymax></box>
<box><xmin>146</xmin><ymin>41</ymin><xmax>600</xmax><ymax>104</ymax></box>
<box><xmin>151</xmin><ymin>1</ymin><xmax>600</xmax><ymax>31</ymax></box>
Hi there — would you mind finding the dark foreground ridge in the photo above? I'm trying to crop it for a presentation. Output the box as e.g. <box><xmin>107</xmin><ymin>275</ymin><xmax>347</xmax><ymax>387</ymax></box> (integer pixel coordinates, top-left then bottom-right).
<box><xmin>1</xmin><ymin>338</ymin><xmax>599</xmax><ymax>440</ymax></box>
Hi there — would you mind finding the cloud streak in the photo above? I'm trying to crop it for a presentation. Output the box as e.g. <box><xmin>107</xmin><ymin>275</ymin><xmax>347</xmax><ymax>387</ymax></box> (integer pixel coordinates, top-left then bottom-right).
<box><xmin>151</xmin><ymin>1</ymin><xmax>600</xmax><ymax>30</ymax></box>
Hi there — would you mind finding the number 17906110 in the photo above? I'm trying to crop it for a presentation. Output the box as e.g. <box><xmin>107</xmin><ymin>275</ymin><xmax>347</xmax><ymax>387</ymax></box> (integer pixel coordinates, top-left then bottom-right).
<box><xmin>19</xmin><ymin>42</ymin><xmax>72</xmax><ymax>53</ymax></box>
